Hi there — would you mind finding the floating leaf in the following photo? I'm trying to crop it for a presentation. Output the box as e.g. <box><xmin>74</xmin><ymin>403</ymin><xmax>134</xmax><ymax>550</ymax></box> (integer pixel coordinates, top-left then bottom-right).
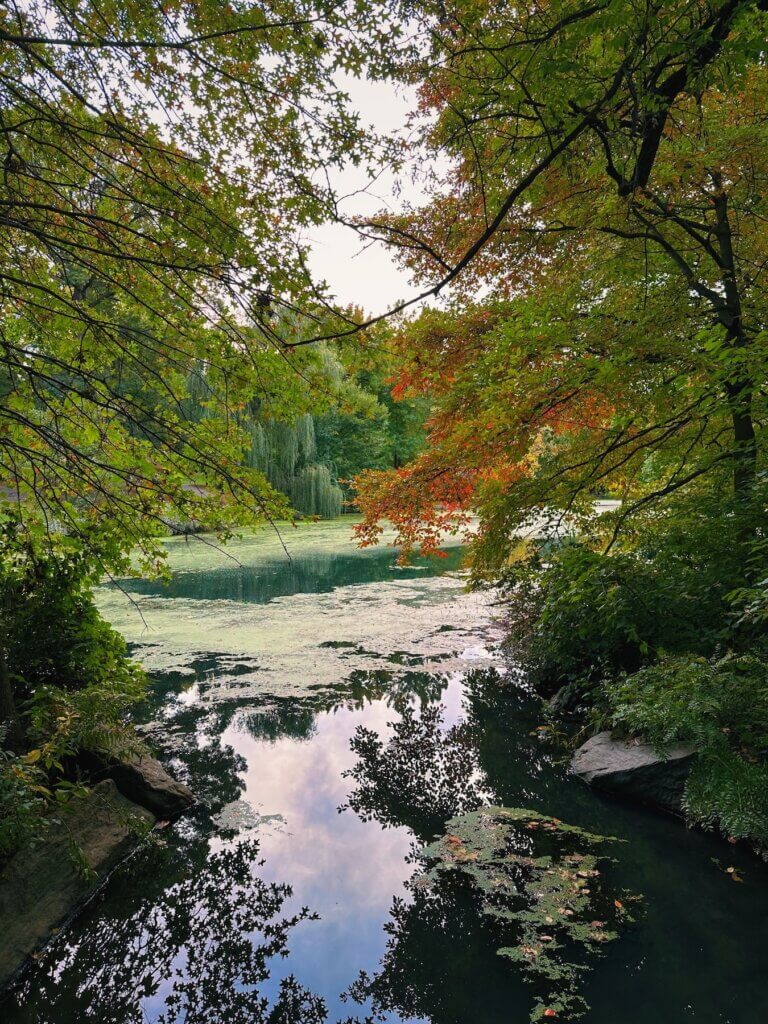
<box><xmin>419</xmin><ymin>807</ymin><xmax>641</xmax><ymax>1022</ymax></box>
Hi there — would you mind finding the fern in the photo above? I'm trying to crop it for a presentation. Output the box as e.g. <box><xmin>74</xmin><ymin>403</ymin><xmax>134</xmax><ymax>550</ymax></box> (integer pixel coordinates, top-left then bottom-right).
<box><xmin>607</xmin><ymin>653</ymin><xmax>768</xmax><ymax>842</ymax></box>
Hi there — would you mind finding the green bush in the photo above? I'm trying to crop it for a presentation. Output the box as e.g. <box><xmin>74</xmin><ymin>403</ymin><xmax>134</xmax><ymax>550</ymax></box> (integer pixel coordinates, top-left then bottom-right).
<box><xmin>27</xmin><ymin>677</ymin><xmax>147</xmax><ymax>768</ymax></box>
<box><xmin>607</xmin><ymin>654</ymin><xmax>768</xmax><ymax>842</ymax></box>
<box><xmin>0</xmin><ymin>522</ymin><xmax>146</xmax><ymax>861</ymax></box>
<box><xmin>0</xmin><ymin>525</ymin><xmax>143</xmax><ymax>704</ymax></box>
<box><xmin>500</xmin><ymin>542</ymin><xmax>721</xmax><ymax>700</ymax></box>
<box><xmin>0</xmin><ymin>676</ymin><xmax>146</xmax><ymax>862</ymax></box>
<box><xmin>496</xmin><ymin>487</ymin><xmax>768</xmax><ymax>843</ymax></box>
<box><xmin>0</xmin><ymin>738</ymin><xmax>47</xmax><ymax>858</ymax></box>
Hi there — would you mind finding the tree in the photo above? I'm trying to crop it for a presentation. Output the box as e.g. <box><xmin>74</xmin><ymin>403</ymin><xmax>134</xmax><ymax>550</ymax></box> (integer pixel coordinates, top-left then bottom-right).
<box><xmin>0</xmin><ymin>1</ymin><xmax>400</xmax><ymax>547</ymax></box>
<box><xmin>352</xmin><ymin>0</ymin><xmax>768</xmax><ymax>307</ymax></box>
<box><xmin>354</xmin><ymin>2</ymin><xmax>768</xmax><ymax>570</ymax></box>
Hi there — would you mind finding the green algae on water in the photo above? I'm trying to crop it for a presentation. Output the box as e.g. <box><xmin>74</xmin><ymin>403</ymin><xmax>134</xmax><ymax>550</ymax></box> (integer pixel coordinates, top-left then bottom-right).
<box><xmin>419</xmin><ymin>807</ymin><xmax>641</xmax><ymax>1022</ymax></box>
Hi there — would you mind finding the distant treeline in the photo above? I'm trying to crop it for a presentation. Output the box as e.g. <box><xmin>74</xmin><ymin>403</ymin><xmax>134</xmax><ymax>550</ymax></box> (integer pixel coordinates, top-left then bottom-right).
<box><xmin>182</xmin><ymin>350</ymin><xmax>428</xmax><ymax>519</ymax></box>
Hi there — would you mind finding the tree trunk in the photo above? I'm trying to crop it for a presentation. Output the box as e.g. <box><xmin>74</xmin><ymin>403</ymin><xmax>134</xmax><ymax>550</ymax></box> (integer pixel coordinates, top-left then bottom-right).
<box><xmin>711</xmin><ymin>191</ymin><xmax>757</xmax><ymax>501</ymax></box>
<box><xmin>725</xmin><ymin>378</ymin><xmax>758</xmax><ymax>576</ymax></box>
<box><xmin>728</xmin><ymin>385</ymin><xmax>757</xmax><ymax>500</ymax></box>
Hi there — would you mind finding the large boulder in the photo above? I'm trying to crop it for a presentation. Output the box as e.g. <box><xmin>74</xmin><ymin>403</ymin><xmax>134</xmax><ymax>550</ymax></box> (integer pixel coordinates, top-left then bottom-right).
<box><xmin>0</xmin><ymin>780</ymin><xmax>153</xmax><ymax>988</ymax></box>
<box><xmin>78</xmin><ymin>737</ymin><xmax>195</xmax><ymax>820</ymax></box>
<box><xmin>572</xmin><ymin>731</ymin><xmax>695</xmax><ymax>813</ymax></box>
<box><xmin>102</xmin><ymin>753</ymin><xmax>195</xmax><ymax>819</ymax></box>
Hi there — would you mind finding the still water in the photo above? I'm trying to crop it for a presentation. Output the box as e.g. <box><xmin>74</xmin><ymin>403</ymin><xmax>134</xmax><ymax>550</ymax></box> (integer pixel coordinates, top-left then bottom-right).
<box><xmin>3</xmin><ymin>520</ymin><xmax>768</xmax><ymax>1023</ymax></box>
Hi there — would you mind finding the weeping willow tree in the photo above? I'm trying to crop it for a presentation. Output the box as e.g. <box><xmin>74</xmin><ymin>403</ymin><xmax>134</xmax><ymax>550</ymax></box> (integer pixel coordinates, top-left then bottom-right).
<box><xmin>172</xmin><ymin>360</ymin><xmax>345</xmax><ymax>520</ymax></box>
<box><xmin>174</xmin><ymin>330</ymin><xmax>427</xmax><ymax>522</ymax></box>
<box><xmin>292</xmin><ymin>464</ymin><xmax>344</xmax><ymax>519</ymax></box>
<box><xmin>180</xmin><ymin>363</ymin><xmax>217</xmax><ymax>425</ymax></box>
<box><xmin>245</xmin><ymin>415</ymin><xmax>344</xmax><ymax>519</ymax></box>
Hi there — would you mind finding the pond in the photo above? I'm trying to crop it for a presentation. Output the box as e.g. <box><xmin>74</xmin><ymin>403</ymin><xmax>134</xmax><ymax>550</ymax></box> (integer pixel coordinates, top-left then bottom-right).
<box><xmin>3</xmin><ymin>519</ymin><xmax>768</xmax><ymax>1023</ymax></box>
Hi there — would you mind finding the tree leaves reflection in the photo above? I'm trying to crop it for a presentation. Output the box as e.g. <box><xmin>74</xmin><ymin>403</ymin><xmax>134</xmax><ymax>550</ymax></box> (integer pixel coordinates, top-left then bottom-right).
<box><xmin>342</xmin><ymin>698</ymin><xmax>485</xmax><ymax>841</ymax></box>
<box><xmin>6</xmin><ymin>839</ymin><xmax>325</xmax><ymax>1024</ymax></box>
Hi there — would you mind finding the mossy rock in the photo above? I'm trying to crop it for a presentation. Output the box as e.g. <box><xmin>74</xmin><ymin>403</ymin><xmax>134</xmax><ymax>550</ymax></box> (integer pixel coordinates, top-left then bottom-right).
<box><xmin>0</xmin><ymin>780</ymin><xmax>154</xmax><ymax>988</ymax></box>
<box><xmin>420</xmin><ymin>807</ymin><xmax>641</xmax><ymax>1021</ymax></box>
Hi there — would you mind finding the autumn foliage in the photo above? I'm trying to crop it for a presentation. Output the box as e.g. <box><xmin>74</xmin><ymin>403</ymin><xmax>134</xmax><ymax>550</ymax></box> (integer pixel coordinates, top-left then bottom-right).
<box><xmin>354</xmin><ymin>304</ymin><xmax>616</xmax><ymax>560</ymax></box>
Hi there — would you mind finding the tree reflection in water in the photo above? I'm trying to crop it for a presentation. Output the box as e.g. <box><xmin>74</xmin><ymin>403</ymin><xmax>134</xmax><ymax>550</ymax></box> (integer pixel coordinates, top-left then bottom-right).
<box><xmin>7</xmin><ymin>667</ymin><xmax>551</xmax><ymax>1024</ymax></box>
<box><xmin>337</xmin><ymin>671</ymin><xmax>521</xmax><ymax>1022</ymax></box>
<box><xmin>344</xmin><ymin>872</ymin><xmax>531</xmax><ymax>1024</ymax></box>
<box><xmin>342</xmin><ymin>700</ymin><xmax>485</xmax><ymax>840</ymax></box>
<box><xmin>339</xmin><ymin>668</ymin><xmax>568</xmax><ymax>1024</ymax></box>
<box><xmin>7</xmin><ymin>839</ymin><xmax>326</xmax><ymax>1024</ymax></box>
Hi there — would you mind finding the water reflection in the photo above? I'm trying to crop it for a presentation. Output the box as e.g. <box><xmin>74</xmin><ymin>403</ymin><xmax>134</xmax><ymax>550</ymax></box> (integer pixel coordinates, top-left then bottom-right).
<box><xmin>239</xmin><ymin>703</ymin><xmax>319</xmax><ymax>744</ymax></box>
<box><xmin>342</xmin><ymin>701</ymin><xmax>484</xmax><ymax>839</ymax></box>
<box><xmin>344</xmin><ymin>874</ymin><xmax>531</xmax><ymax>1024</ymax></box>
<box><xmin>6</xmin><ymin>660</ymin><xmax>768</xmax><ymax>1024</ymax></box>
<box><xmin>111</xmin><ymin>540</ymin><xmax>465</xmax><ymax>605</ymax></box>
<box><xmin>7</xmin><ymin>838</ymin><xmax>326</xmax><ymax>1024</ymax></box>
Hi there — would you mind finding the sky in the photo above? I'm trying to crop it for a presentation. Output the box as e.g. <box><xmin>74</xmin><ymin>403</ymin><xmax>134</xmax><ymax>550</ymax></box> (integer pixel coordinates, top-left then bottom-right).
<box><xmin>305</xmin><ymin>75</ymin><xmax>431</xmax><ymax>318</ymax></box>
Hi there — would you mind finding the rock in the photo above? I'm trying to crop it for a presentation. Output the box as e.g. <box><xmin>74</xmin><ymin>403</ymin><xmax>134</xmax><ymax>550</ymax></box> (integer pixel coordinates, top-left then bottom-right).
<box><xmin>0</xmin><ymin>780</ymin><xmax>153</xmax><ymax>988</ymax></box>
<box><xmin>103</xmin><ymin>753</ymin><xmax>195</xmax><ymax>819</ymax></box>
<box><xmin>548</xmin><ymin>683</ymin><xmax>583</xmax><ymax>716</ymax></box>
<box><xmin>78</xmin><ymin>740</ymin><xmax>195</xmax><ymax>820</ymax></box>
<box><xmin>572</xmin><ymin>731</ymin><xmax>695</xmax><ymax>813</ymax></box>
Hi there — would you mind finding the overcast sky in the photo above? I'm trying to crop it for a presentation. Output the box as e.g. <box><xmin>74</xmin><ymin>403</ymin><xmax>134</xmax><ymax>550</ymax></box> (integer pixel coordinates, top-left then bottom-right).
<box><xmin>305</xmin><ymin>75</ymin><xmax>430</xmax><ymax>317</ymax></box>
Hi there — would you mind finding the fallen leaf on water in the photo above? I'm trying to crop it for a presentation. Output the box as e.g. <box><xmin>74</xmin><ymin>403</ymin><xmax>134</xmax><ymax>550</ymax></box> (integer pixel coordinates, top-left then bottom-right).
<box><xmin>455</xmin><ymin>849</ymin><xmax>479</xmax><ymax>862</ymax></box>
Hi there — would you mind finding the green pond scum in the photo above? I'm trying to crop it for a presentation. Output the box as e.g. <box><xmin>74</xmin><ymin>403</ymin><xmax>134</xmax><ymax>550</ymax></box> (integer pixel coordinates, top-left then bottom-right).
<box><xmin>420</xmin><ymin>808</ymin><xmax>642</xmax><ymax>1022</ymax></box>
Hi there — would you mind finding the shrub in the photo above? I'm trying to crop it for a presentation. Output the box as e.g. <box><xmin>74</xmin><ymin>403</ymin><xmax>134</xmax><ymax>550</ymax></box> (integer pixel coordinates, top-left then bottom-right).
<box><xmin>27</xmin><ymin>677</ymin><xmax>147</xmax><ymax>768</ymax></box>
<box><xmin>0</xmin><ymin>738</ymin><xmax>48</xmax><ymax>858</ymax></box>
<box><xmin>0</xmin><ymin>525</ymin><xmax>142</xmax><ymax>704</ymax></box>
<box><xmin>0</xmin><ymin>522</ymin><xmax>147</xmax><ymax>861</ymax></box>
<box><xmin>607</xmin><ymin>653</ymin><xmax>768</xmax><ymax>842</ymax></box>
<box><xmin>500</xmin><ymin>542</ymin><xmax>721</xmax><ymax>700</ymax></box>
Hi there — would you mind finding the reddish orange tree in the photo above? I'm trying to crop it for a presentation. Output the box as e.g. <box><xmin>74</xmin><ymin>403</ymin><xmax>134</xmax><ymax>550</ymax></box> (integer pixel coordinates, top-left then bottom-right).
<box><xmin>354</xmin><ymin>5</ymin><xmax>768</xmax><ymax>570</ymax></box>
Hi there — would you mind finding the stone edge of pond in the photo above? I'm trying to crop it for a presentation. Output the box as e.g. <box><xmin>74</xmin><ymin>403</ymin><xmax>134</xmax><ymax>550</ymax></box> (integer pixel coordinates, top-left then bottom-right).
<box><xmin>572</xmin><ymin>730</ymin><xmax>695</xmax><ymax>814</ymax></box>
<box><xmin>85</xmin><ymin>749</ymin><xmax>196</xmax><ymax>820</ymax></box>
<box><xmin>572</xmin><ymin>730</ymin><xmax>768</xmax><ymax>861</ymax></box>
<box><xmin>0</xmin><ymin>757</ymin><xmax>195</xmax><ymax>992</ymax></box>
